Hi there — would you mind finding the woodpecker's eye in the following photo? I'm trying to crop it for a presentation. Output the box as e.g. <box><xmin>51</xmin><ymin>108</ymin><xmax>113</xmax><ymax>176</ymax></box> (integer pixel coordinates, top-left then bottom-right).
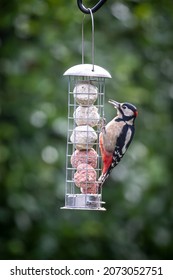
<box><xmin>122</xmin><ymin>105</ymin><xmax>127</xmax><ymax>109</ymax></box>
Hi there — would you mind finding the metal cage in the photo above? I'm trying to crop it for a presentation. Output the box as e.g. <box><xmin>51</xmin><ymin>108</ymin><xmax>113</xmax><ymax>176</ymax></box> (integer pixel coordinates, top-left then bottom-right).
<box><xmin>61</xmin><ymin>64</ymin><xmax>111</xmax><ymax>210</ymax></box>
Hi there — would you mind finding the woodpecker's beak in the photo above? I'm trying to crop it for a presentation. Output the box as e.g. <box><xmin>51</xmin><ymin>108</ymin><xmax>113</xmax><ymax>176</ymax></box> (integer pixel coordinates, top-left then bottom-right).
<box><xmin>108</xmin><ymin>99</ymin><xmax>120</xmax><ymax>109</ymax></box>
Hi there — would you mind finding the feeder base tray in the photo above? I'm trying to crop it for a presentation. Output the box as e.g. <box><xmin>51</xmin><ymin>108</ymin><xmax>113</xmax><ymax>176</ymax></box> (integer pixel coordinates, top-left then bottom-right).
<box><xmin>61</xmin><ymin>193</ymin><xmax>106</xmax><ymax>211</ymax></box>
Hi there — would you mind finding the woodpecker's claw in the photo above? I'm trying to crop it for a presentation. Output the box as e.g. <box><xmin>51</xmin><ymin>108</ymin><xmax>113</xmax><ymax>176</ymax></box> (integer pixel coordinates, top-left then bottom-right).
<box><xmin>101</xmin><ymin>117</ymin><xmax>106</xmax><ymax>134</ymax></box>
<box><xmin>99</xmin><ymin>117</ymin><xmax>106</xmax><ymax>126</ymax></box>
<box><xmin>102</xmin><ymin>117</ymin><xmax>106</xmax><ymax>126</ymax></box>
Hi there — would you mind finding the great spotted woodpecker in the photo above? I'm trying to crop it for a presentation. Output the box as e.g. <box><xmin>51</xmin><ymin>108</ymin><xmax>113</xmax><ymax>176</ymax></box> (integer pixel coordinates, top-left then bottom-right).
<box><xmin>98</xmin><ymin>99</ymin><xmax>138</xmax><ymax>187</ymax></box>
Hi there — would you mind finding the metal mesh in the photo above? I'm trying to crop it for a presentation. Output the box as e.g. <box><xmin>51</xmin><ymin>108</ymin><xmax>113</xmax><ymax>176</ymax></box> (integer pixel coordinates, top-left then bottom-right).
<box><xmin>61</xmin><ymin>75</ymin><xmax>106</xmax><ymax>210</ymax></box>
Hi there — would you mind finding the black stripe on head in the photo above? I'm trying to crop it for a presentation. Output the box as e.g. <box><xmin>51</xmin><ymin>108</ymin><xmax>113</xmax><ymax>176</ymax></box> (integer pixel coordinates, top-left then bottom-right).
<box><xmin>122</xmin><ymin>102</ymin><xmax>138</xmax><ymax>119</ymax></box>
<box><xmin>122</xmin><ymin>102</ymin><xmax>137</xmax><ymax>113</ymax></box>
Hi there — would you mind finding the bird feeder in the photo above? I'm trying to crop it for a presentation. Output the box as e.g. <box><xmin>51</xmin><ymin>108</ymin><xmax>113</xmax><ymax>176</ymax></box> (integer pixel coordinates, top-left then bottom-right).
<box><xmin>61</xmin><ymin>1</ymin><xmax>111</xmax><ymax>210</ymax></box>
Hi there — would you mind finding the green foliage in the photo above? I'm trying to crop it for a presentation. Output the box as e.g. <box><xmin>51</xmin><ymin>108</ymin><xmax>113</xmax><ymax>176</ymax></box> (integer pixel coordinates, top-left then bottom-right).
<box><xmin>0</xmin><ymin>0</ymin><xmax>173</xmax><ymax>260</ymax></box>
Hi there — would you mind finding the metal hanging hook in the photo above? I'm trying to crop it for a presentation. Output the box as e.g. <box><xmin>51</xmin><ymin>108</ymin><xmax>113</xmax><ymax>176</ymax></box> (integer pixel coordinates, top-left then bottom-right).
<box><xmin>77</xmin><ymin>0</ymin><xmax>107</xmax><ymax>14</ymax></box>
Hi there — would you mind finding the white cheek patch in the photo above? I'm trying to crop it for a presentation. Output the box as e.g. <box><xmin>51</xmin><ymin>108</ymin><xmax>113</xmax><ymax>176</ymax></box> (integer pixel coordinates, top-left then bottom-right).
<box><xmin>125</xmin><ymin>108</ymin><xmax>133</xmax><ymax>117</ymax></box>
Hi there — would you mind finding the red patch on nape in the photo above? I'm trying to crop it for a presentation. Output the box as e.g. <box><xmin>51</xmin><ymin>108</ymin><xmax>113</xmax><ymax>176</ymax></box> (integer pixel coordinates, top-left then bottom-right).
<box><xmin>134</xmin><ymin>110</ymin><xmax>138</xmax><ymax>117</ymax></box>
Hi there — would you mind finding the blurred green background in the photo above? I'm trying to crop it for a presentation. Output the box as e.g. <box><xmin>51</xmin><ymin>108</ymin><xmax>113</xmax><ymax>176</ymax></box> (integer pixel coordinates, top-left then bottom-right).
<box><xmin>1</xmin><ymin>0</ymin><xmax>173</xmax><ymax>260</ymax></box>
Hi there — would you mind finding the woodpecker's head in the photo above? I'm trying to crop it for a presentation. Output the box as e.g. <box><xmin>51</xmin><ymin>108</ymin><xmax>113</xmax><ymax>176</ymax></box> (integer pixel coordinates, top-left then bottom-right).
<box><xmin>108</xmin><ymin>99</ymin><xmax>138</xmax><ymax>123</ymax></box>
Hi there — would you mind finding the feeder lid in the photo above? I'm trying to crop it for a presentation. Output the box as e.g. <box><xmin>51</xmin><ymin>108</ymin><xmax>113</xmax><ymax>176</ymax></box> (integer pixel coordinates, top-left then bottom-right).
<box><xmin>63</xmin><ymin>64</ymin><xmax>111</xmax><ymax>78</ymax></box>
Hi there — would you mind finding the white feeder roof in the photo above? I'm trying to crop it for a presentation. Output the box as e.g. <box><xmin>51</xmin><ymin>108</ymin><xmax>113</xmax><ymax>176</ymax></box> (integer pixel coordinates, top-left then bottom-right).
<box><xmin>63</xmin><ymin>64</ymin><xmax>111</xmax><ymax>78</ymax></box>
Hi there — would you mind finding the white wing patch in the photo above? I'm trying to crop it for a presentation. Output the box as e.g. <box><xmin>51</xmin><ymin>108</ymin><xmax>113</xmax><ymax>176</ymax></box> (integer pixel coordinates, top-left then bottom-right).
<box><xmin>122</xmin><ymin>127</ymin><xmax>132</xmax><ymax>154</ymax></box>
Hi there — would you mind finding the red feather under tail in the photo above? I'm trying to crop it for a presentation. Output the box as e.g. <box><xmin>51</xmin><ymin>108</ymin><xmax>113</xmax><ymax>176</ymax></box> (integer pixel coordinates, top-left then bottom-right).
<box><xmin>98</xmin><ymin>134</ymin><xmax>113</xmax><ymax>187</ymax></box>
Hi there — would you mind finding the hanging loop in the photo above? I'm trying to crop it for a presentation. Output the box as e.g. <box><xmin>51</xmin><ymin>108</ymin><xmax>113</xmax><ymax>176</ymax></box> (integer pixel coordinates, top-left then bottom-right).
<box><xmin>89</xmin><ymin>8</ymin><xmax>95</xmax><ymax>71</ymax></box>
<box><xmin>77</xmin><ymin>0</ymin><xmax>107</xmax><ymax>14</ymax></box>
<box><xmin>81</xmin><ymin>9</ymin><xmax>95</xmax><ymax>71</ymax></box>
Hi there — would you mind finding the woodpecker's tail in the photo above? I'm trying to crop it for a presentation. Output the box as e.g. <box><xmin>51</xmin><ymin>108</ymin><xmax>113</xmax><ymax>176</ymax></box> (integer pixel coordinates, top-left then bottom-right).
<box><xmin>98</xmin><ymin>165</ymin><xmax>115</xmax><ymax>188</ymax></box>
<box><xmin>98</xmin><ymin>173</ymin><xmax>109</xmax><ymax>188</ymax></box>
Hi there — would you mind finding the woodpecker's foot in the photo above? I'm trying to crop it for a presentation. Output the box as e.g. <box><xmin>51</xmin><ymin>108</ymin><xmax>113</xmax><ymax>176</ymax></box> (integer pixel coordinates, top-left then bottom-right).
<box><xmin>100</xmin><ymin>117</ymin><xmax>106</xmax><ymax>134</ymax></box>
<box><xmin>98</xmin><ymin>117</ymin><xmax>106</xmax><ymax>130</ymax></box>
<box><xmin>102</xmin><ymin>117</ymin><xmax>106</xmax><ymax>126</ymax></box>
<box><xmin>98</xmin><ymin>118</ymin><xmax>104</xmax><ymax>131</ymax></box>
